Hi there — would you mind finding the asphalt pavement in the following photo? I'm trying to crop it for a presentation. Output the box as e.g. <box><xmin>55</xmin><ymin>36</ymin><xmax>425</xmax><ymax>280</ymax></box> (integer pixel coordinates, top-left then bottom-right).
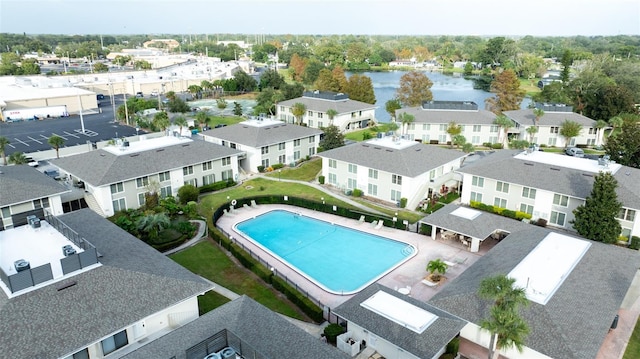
<box><xmin>0</xmin><ymin>96</ymin><xmax>144</xmax><ymax>156</ymax></box>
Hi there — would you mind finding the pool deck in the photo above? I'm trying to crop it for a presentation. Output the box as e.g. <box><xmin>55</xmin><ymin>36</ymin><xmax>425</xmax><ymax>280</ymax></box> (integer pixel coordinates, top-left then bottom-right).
<box><xmin>216</xmin><ymin>204</ymin><xmax>498</xmax><ymax>309</ymax></box>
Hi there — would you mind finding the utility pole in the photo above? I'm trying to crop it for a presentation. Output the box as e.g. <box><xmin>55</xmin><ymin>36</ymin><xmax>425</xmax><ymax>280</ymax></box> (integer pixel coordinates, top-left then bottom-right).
<box><xmin>123</xmin><ymin>93</ymin><xmax>129</xmax><ymax>126</ymax></box>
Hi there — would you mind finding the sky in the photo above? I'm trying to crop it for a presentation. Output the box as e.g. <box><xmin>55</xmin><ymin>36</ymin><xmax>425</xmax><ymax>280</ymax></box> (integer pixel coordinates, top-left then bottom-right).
<box><xmin>1</xmin><ymin>0</ymin><xmax>639</xmax><ymax>37</ymax></box>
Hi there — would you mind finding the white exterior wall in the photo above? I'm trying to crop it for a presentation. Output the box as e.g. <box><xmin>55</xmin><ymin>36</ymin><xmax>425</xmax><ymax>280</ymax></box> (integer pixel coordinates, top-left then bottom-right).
<box><xmin>91</xmin><ymin>184</ymin><xmax>114</xmax><ymax>216</ymax></box>
<box><xmin>346</xmin><ymin>323</ymin><xmax>425</xmax><ymax>359</ymax></box>
<box><xmin>406</xmin><ymin>123</ymin><xmax>500</xmax><ymax>145</ymax></box>
<box><xmin>525</xmin><ymin>125</ymin><xmax>598</xmax><ymax>148</ymax></box>
<box><xmin>277</xmin><ymin>106</ymin><xmax>376</xmax><ymax>132</ymax></box>
<box><xmin>0</xmin><ymin>195</ymin><xmax>64</xmax><ymax>229</ymax></box>
<box><xmin>461</xmin><ymin>323</ymin><xmax>552</xmax><ymax>359</ymax></box>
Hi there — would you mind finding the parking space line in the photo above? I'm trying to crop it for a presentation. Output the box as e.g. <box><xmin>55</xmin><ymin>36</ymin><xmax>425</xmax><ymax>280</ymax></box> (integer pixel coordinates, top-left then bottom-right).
<box><xmin>75</xmin><ymin>129</ymin><xmax>99</xmax><ymax>137</ymax></box>
<box><xmin>50</xmin><ymin>133</ymin><xmax>68</xmax><ymax>140</ymax></box>
<box><xmin>27</xmin><ymin>136</ymin><xmax>43</xmax><ymax>144</ymax></box>
<box><xmin>14</xmin><ymin>138</ymin><xmax>29</xmax><ymax>146</ymax></box>
<box><xmin>63</xmin><ymin>131</ymin><xmax>80</xmax><ymax>139</ymax></box>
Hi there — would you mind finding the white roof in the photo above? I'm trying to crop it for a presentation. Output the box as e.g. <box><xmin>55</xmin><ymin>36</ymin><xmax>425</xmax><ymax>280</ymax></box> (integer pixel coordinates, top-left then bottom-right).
<box><xmin>515</xmin><ymin>150</ymin><xmax>621</xmax><ymax>174</ymax></box>
<box><xmin>365</xmin><ymin>136</ymin><xmax>420</xmax><ymax>150</ymax></box>
<box><xmin>102</xmin><ymin>135</ymin><xmax>192</xmax><ymax>156</ymax></box>
<box><xmin>0</xmin><ymin>77</ymin><xmax>94</xmax><ymax>102</ymax></box>
<box><xmin>508</xmin><ymin>232</ymin><xmax>591</xmax><ymax>305</ymax></box>
<box><xmin>451</xmin><ymin>207</ymin><xmax>482</xmax><ymax>220</ymax></box>
<box><xmin>360</xmin><ymin>290</ymin><xmax>438</xmax><ymax>334</ymax></box>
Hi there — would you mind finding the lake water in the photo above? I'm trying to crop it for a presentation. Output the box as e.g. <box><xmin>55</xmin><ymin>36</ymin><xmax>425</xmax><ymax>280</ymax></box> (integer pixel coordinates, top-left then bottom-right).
<box><xmin>347</xmin><ymin>71</ymin><xmax>531</xmax><ymax>122</ymax></box>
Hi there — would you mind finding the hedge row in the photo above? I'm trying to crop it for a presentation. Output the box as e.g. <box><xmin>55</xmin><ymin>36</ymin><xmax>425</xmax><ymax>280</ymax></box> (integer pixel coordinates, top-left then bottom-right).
<box><xmin>272</xmin><ymin>276</ymin><xmax>324</xmax><ymax>323</ymax></box>
<box><xmin>199</xmin><ymin>180</ymin><xmax>237</xmax><ymax>194</ymax></box>
<box><xmin>469</xmin><ymin>201</ymin><xmax>532</xmax><ymax>220</ymax></box>
<box><xmin>630</xmin><ymin>236</ymin><xmax>640</xmax><ymax>250</ymax></box>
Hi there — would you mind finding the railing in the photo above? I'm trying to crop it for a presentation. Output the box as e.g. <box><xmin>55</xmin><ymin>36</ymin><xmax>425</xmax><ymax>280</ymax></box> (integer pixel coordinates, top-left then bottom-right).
<box><xmin>45</xmin><ymin>210</ymin><xmax>100</xmax><ymax>255</ymax></box>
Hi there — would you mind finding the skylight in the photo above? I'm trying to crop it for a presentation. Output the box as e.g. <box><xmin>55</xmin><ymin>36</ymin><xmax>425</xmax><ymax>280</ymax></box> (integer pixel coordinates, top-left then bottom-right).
<box><xmin>508</xmin><ymin>232</ymin><xmax>590</xmax><ymax>305</ymax></box>
<box><xmin>451</xmin><ymin>207</ymin><xmax>482</xmax><ymax>220</ymax></box>
<box><xmin>360</xmin><ymin>290</ymin><xmax>437</xmax><ymax>334</ymax></box>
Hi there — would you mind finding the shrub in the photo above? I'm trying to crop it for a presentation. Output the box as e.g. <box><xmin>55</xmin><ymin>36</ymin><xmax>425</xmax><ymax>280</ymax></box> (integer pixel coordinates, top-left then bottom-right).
<box><xmin>272</xmin><ymin>276</ymin><xmax>324</xmax><ymax>322</ymax></box>
<box><xmin>323</xmin><ymin>323</ymin><xmax>345</xmax><ymax>344</ymax></box>
<box><xmin>318</xmin><ymin>175</ymin><xmax>325</xmax><ymax>184</ymax></box>
<box><xmin>491</xmin><ymin>143</ymin><xmax>504</xmax><ymax>149</ymax></box>
<box><xmin>420</xmin><ymin>223</ymin><xmax>432</xmax><ymax>235</ymax></box>
<box><xmin>199</xmin><ymin>180</ymin><xmax>236</xmax><ymax>194</ymax></box>
<box><xmin>535</xmin><ymin>218</ymin><xmax>547</xmax><ymax>227</ymax></box>
<box><xmin>272</xmin><ymin>163</ymin><xmax>285</xmax><ymax>170</ymax></box>
<box><xmin>630</xmin><ymin>236</ymin><xmax>640</xmax><ymax>250</ymax></box>
<box><xmin>352</xmin><ymin>188</ymin><xmax>363</xmax><ymax>197</ymax></box>
<box><xmin>515</xmin><ymin>211</ymin><xmax>533</xmax><ymax>220</ymax></box>
<box><xmin>501</xmin><ymin>209</ymin><xmax>516</xmax><ymax>219</ymax></box>
<box><xmin>177</xmin><ymin>184</ymin><xmax>199</xmax><ymax>204</ymax></box>
<box><xmin>445</xmin><ymin>337</ymin><xmax>460</xmax><ymax>355</ymax></box>
<box><xmin>257</xmin><ymin>165</ymin><xmax>265</xmax><ymax>173</ymax></box>
<box><xmin>482</xmin><ymin>142</ymin><xmax>492</xmax><ymax>148</ymax></box>
<box><xmin>400</xmin><ymin>197</ymin><xmax>408</xmax><ymax>208</ymax></box>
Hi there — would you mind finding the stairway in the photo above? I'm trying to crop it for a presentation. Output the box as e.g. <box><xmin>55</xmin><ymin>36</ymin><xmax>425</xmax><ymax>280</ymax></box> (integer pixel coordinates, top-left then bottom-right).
<box><xmin>83</xmin><ymin>192</ymin><xmax>106</xmax><ymax>217</ymax></box>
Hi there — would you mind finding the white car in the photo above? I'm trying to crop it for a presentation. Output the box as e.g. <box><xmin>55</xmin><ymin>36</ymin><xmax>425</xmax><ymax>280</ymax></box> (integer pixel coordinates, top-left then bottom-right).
<box><xmin>150</xmin><ymin>91</ymin><xmax>159</xmax><ymax>97</ymax></box>
<box><xmin>565</xmin><ymin>147</ymin><xmax>585</xmax><ymax>157</ymax></box>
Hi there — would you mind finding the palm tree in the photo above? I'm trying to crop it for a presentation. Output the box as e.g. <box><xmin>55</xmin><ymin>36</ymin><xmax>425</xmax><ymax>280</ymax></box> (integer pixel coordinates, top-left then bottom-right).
<box><xmin>165</xmin><ymin>91</ymin><xmax>177</xmax><ymax>101</ymax></box>
<box><xmin>446</xmin><ymin>121</ymin><xmax>462</xmax><ymax>147</ymax></box>
<box><xmin>385</xmin><ymin>98</ymin><xmax>402</xmax><ymax>121</ymax></box>
<box><xmin>0</xmin><ymin>136</ymin><xmax>10</xmax><ymax>166</ymax></box>
<box><xmin>608</xmin><ymin>115</ymin><xmax>623</xmax><ymax>138</ymax></box>
<box><xmin>387</xmin><ymin>121</ymin><xmax>400</xmax><ymax>135</ymax></box>
<box><xmin>493</xmin><ymin>115</ymin><xmax>514</xmax><ymax>148</ymax></box>
<box><xmin>525</xmin><ymin>126</ymin><xmax>538</xmax><ymax>144</ymax></box>
<box><xmin>397</xmin><ymin>112</ymin><xmax>415</xmax><ymax>135</ymax></box>
<box><xmin>8</xmin><ymin>151</ymin><xmax>28</xmax><ymax>165</ymax></box>
<box><xmin>594</xmin><ymin>119</ymin><xmax>608</xmax><ymax>146</ymax></box>
<box><xmin>153</xmin><ymin>112</ymin><xmax>171</xmax><ymax>135</ymax></box>
<box><xmin>532</xmin><ymin>108</ymin><xmax>544</xmax><ymax>127</ymax></box>
<box><xmin>426</xmin><ymin>259</ymin><xmax>448</xmax><ymax>282</ymax></box>
<box><xmin>195</xmin><ymin>110</ymin><xmax>209</xmax><ymax>131</ymax></box>
<box><xmin>478</xmin><ymin>274</ymin><xmax>530</xmax><ymax>359</ymax></box>
<box><xmin>291</xmin><ymin>102</ymin><xmax>307</xmax><ymax>125</ymax></box>
<box><xmin>135</xmin><ymin>213</ymin><xmax>170</xmax><ymax>241</ymax></box>
<box><xmin>326</xmin><ymin>108</ymin><xmax>338</xmax><ymax>126</ymax></box>
<box><xmin>173</xmin><ymin>116</ymin><xmax>188</xmax><ymax>136</ymax></box>
<box><xmin>48</xmin><ymin>135</ymin><xmax>65</xmax><ymax>159</ymax></box>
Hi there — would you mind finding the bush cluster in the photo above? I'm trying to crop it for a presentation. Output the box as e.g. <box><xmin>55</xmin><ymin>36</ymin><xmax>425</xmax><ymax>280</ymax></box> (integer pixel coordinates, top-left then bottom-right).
<box><xmin>469</xmin><ymin>201</ymin><xmax>532</xmax><ymax>221</ymax></box>
<box><xmin>199</xmin><ymin>180</ymin><xmax>236</xmax><ymax>194</ymax></box>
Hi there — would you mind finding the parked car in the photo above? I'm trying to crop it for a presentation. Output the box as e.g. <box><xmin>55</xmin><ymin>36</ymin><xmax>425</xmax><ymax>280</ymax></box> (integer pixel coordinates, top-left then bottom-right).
<box><xmin>565</xmin><ymin>147</ymin><xmax>585</xmax><ymax>157</ymax></box>
<box><xmin>135</xmin><ymin>92</ymin><xmax>144</xmax><ymax>98</ymax></box>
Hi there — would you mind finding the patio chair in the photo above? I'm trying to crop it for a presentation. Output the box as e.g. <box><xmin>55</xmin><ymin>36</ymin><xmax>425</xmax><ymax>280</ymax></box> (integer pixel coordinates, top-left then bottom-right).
<box><xmin>370</xmin><ymin>220</ymin><xmax>378</xmax><ymax>227</ymax></box>
<box><xmin>359</xmin><ymin>215</ymin><xmax>366</xmax><ymax>223</ymax></box>
<box><xmin>250</xmin><ymin>199</ymin><xmax>258</xmax><ymax>208</ymax></box>
<box><xmin>375</xmin><ymin>221</ymin><xmax>384</xmax><ymax>230</ymax></box>
<box><xmin>243</xmin><ymin>203</ymin><xmax>250</xmax><ymax>209</ymax></box>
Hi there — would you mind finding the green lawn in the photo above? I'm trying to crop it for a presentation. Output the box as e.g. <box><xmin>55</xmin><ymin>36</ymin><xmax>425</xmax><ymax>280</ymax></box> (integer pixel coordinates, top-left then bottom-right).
<box><xmin>623</xmin><ymin>319</ymin><xmax>640</xmax><ymax>359</ymax></box>
<box><xmin>170</xmin><ymin>241</ymin><xmax>305</xmax><ymax>319</ymax></box>
<box><xmin>207</xmin><ymin>115</ymin><xmax>244</xmax><ymax>127</ymax></box>
<box><xmin>265</xmin><ymin>157</ymin><xmax>322</xmax><ymax>181</ymax></box>
<box><xmin>345</xmin><ymin>123</ymin><xmax>396</xmax><ymax>142</ymax></box>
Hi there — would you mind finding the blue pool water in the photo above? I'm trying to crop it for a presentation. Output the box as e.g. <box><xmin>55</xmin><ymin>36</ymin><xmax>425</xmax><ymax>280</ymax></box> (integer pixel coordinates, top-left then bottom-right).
<box><xmin>234</xmin><ymin>210</ymin><xmax>416</xmax><ymax>294</ymax></box>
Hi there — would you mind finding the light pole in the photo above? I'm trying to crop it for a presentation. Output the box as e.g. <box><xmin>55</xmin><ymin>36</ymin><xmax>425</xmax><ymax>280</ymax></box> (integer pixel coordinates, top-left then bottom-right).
<box><xmin>278</xmin><ymin>169</ymin><xmax>282</xmax><ymax>181</ymax></box>
<box><xmin>123</xmin><ymin>92</ymin><xmax>129</xmax><ymax>125</ymax></box>
<box><xmin>77</xmin><ymin>88</ymin><xmax>85</xmax><ymax>134</ymax></box>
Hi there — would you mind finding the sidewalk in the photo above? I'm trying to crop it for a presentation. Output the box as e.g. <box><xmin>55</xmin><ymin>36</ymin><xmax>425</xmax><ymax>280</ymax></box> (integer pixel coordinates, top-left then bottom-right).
<box><xmin>162</xmin><ymin>219</ymin><xmax>207</xmax><ymax>255</ymax></box>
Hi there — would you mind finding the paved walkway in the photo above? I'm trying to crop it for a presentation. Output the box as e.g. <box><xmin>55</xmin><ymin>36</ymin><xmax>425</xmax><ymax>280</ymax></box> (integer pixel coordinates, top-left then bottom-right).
<box><xmin>162</xmin><ymin>220</ymin><xmax>207</xmax><ymax>255</ymax></box>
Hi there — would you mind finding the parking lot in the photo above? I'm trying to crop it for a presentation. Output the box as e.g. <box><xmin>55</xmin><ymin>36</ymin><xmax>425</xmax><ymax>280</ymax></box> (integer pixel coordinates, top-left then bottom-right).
<box><xmin>0</xmin><ymin>96</ymin><xmax>144</xmax><ymax>156</ymax></box>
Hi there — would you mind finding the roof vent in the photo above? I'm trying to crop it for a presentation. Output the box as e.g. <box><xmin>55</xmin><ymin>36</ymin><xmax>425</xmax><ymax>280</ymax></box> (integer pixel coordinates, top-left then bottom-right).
<box><xmin>582</xmin><ymin>173</ymin><xmax>593</xmax><ymax>177</ymax></box>
<box><xmin>524</xmin><ymin>162</ymin><xmax>534</xmax><ymax>166</ymax></box>
<box><xmin>156</xmin><ymin>149</ymin><xmax>164</xmax><ymax>152</ymax></box>
<box><xmin>57</xmin><ymin>280</ymin><xmax>78</xmax><ymax>291</ymax></box>
<box><xmin>550</xmin><ymin>167</ymin><xmax>560</xmax><ymax>171</ymax></box>
<box><xmin>130</xmin><ymin>154</ymin><xmax>139</xmax><ymax>157</ymax></box>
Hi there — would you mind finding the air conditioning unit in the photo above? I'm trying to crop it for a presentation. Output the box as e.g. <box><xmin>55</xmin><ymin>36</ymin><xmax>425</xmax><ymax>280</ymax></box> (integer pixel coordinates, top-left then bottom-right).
<box><xmin>62</xmin><ymin>245</ymin><xmax>76</xmax><ymax>256</ymax></box>
<box><xmin>14</xmin><ymin>259</ymin><xmax>30</xmax><ymax>272</ymax></box>
<box><xmin>27</xmin><ymin>215</ymin><xmax>41</xmax><ymax>228</ymax></box>
<box><xmin>219</xmin><ymin>347</ymin><xmax>236</xmax><ymax>359</ymax></box>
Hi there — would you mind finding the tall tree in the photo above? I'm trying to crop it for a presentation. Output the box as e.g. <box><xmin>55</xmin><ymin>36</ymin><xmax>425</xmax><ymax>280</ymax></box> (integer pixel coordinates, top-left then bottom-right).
<box><xmin>396</xmin><ymin>71</ymin><xmax>433</xmax><ymax>107</ymax></box>
<box><xmin>525</xmin><ymin>126</ymin><xmax>538</xmax><ymax>144</ymax></box>
<box><xmin>259</xmin><ymin>69</ymin><xmax>284</xmax><ymax>90</ymax></box>
<box><xmin>532</xmin><ymin>108</ymin><xmax>544</xmax><ymax>126</ymax></box>
<box><xmin>571</xmin><ymin>172</ymin><xmax>622</xmax><ymax>244</ymax></box>
<box><xmin>604</xmin><ymin>115</ymin><xmax>640</xmax><ymax>168</ymax></box>
<box><xmin>153</xmin><ymin>112</ymin><xmax>171</xmax><ymax>134</ymax></box>
<box><xmin>326</xmin><ymin>109</ymin><xmax>338</xmax><ymax>126</ymax></box>
<box><xmin>346</xmin><ymin>74</ymin><xmax>376</xmax><ymax>104</ymax></box>
<box><xmin>478</xmin><ymin>274</ymin><xmax>530</xmax><ymax>359</ymax></box>
<box><xmin>314</xmin><ymin>68</ymin><xmax>341</xmax><ymax>92</ymax></box>
<box><xmin>291</xmin><ymin>102</ymin><xmax>307</xmax><ymax>125</ymax></box>
<box><xmin>398</xmin><ymin>112</ymin><xmax>415</xmax><ymax>135</ymax></box>
<box><xmin>319</xmin><ymin>125</ymin><xmax>345</xmax><ymax>150</ymax></box>
<box><xmin>608</xmin><ymin>115</ymin><xmax>624</xmax><ymax>138</ymax></box>
<box><xmin>385</xmin><ymin>99</ymin><xmax>402</xmax><ymax>122</ymax></box>
<box><xmin>446</xmin><ymin>121</ymin><xmax>462</xmax><ymax>147</ymax></box>
<box><xmin>331</xmin><ymin>65</ymin><xmax>349</xmax><ymax>92</ymax></box>
<box><xmin>485</xmin><ymin>69</ymin><xmax>525</xmax><ymax>115</ymax></box>
<box><xmin>8</xmin><ymin>151</ymin><xmax>28</xmax><ymax>165</ymax></box>
<box><xmin>559</xmin><ymin>120</ymin><xmax>582</xmax><ymax>148</ymax></box>
<box><xmin>493</xmin><ymin>115</ymin><xmax>515</xmax><ymax>148</ymax></box>
<box><xmin>0</xmin><ymin>136</ymin><xmax>10</xmax><ymax>166</ymax></box>
<box><xmin>173</xmin><ymin>116</ymin><xmax>188</xmax><ymax>136</ymax></box>
<box><xmin>559</xmin><ymin>50</ymin><xmax>573</xmax><ymax>83</ymax></box>
<box><xmin>48</xmin><ymin>135</ymin><xmax>65</xmax><ymax>159</ymax></box>
<box><xmin>195</xmin><ymin>110</ymin><xmax>209</xmax><ymax>131</ymax></box>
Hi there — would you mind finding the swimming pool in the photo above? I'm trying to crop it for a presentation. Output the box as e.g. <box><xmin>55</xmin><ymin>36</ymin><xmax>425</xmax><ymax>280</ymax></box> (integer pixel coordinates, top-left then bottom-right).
<box><xmin>234</xmin><ymin>209</ymin><xmax>416</xmax><ymax>294</ymax></box>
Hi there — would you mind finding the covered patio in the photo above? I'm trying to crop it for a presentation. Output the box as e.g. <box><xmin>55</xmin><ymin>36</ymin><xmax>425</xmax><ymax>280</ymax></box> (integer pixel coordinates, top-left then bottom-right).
<box><xmin>419</xmin><ymin>203</ymin><xmax>532</xmax><ymax>253</ymax></box>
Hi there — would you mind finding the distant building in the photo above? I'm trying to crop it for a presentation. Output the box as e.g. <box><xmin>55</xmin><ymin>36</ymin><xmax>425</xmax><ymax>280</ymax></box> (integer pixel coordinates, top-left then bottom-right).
<box><xmin>143</xmin><ymin>38</ymin><xmax>180</xmax><ymax>50</ymax></box>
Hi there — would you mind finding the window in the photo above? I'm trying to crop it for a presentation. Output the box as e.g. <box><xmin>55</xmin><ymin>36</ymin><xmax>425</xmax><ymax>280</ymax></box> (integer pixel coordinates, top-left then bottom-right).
<box><xmin>391</xmin><ymin>189</ymin><xmax>402</xmax><ymax>202</ymax></box>
<box><xmin>553</xmin><ymin>194</ymin><xmax>568</xmax><ymax>207</ymax></box>
<box><xmin>472</xmin><ymin>136</ymin><xmax>480</xmax><ymax>144</ymax></box>
<box><xmin>328</xmin><ymin>173</ymin><xmax>337</xmax><ymax>185</ymax></box>
<box><xmin>202</xmin><ymin>161</ymin><xmax>212</xmax><ymax>171</ymax></box>
<box><xmin>1</xmin><ymin>207</ymin><xmax>10</xmax><ymax>218</ymax></box>
<box><xmin>490</xmin><ymin>125</ymin><xmax>499</xmax><ymax>133</ymax></box>
<box><xmin>328</xmin><ymin>159</ymin><xmax>337</xmax><ymax>168</ymax></box>
<box><xmin>520</xmin><ymin>203</ymin><xmax>534</xmax><ymax>215</ymax></box>
<box><xmin>547</xmin><ymin>137</ymin><xmax>557</xmax><ymax>146</ymax></box>
<box><xmin>351</xmin><ymin>112</ymin><xmax>356</xmax><ymax>118</ymax></box>
<box><xmin>230</xmin><ymin>143</ymin><xmax>237</xmax><ymax>149</ymax></box>
<box><xmin>423</xmin><ymin>124</ymin><xmax>431</xmax><ymax>131</ymax></box>
<box><xmin>496</xmin><ymin>181</ymin><xmax>509</xmax><ymax>193</ymax></box>
<box><xmin>160</xmin><ymin>186</ymin><xmax>172</xmax><ymax>198</ymax></box>
<box><xmin>368</xmin><ymin>183</ymin><xmax>378</xmax><ymax>196</ymax></box>
<box><xmin>309</xmin><ymin>120</ymin><xmax>314</xmax><ymax>127</ymax></box>
<box><xmin>422</xmin><ymin>134</ymin><xmax>431</xmax><ymax>142</ymax></box>
<box><xmin>159</xmin><ymin>171</ymin><xmax>170</xmax><ymax>182</ymax></box>
<box><xmin>203</xmin><ymin>174</ymin><xmax>215</xmax><ymax>185</ymax></box>
<box><xmin>136</xmin><ymin>176</ymin><xmax>149</xmax><ymax>188</ymax></box>
<box><xmin>221</xmin><ymin>140</ymin><xmax>227</xmax><ymax>146</ymax></box>
<box><xmin>522</xmin><ymin>187</ymin><xmax>536</xmax><ymax>199</ymax></box>
<box><xmin>589</xmin><ymin>127</ymin><xmax>596</xmax><ymax>135</ymax></box>
<box><xmin>278</xmin><ymin>142</ymin><xmax>285</xmax><ymax>150</ymax></box>
<box><xmin>369</xmin><ymin>168</ymin><xmax>378</xmax><ymax>179</ymax></box>
<box><xmin>550</xmin><ymin>211</ymin><xmax>566</xmax><ymax>226</ymax></box>
<box><xmin>261</xmin><ymin>146</ymin><xmax>269</xmax><ymax>154</ymax></box>
<box><xmin>348</xmin><ymin>164</ymin><xmax>357</xmax><ymax>174</ymax></box>
<box><xmin>587</xmin><ymin>138</ymin><xmax>596</xmax><ymax>146</ymax></box>
<box><xmin>294</xmin><ymin>151</ymin><xmax>300</xmax><ymax>160</ymax></box>
<box><xmin>348</xmin><ymin>178</ymin><xmax>357</xmax><ymax>189</ymax></box>
<box><xmin>33</xmin><ymin>199</ymin><xmax>49</xmax><ymax>209</ymax></box>
<box><xmin>278</xmin><ymin>154</ymin><xmax>286</xmax><ymax>164</ymax></box>
<box><xmin>294</xmin><ymin>139</ymin><xmax>301</xmax><ymax>147</ymax></box>
<box><xmin>138</xmin><ymin>193</ymin><xmax>146</xmax><ymax>206</ymax></box>
<box><xmin>488</xmin><ymin>136</ymin><xmax>498</xmax><ymax>144</ymax></box>
<box><xmin>185</xmin><ymin>178</ymin><xmax>197</xmax><ymax>187</ymax></box>
<box><xmin>110</xmin><ymin>182</ymin><xmax>124</xmax><ymax>194</ymax></box>
<box><xmin>318</xmin><ymin>121</ymin><xmax>323</xmax><ymax>128</ymax></box>
<box><xmin>473</xmin><ymin>125</ymin><xmax>481</xmax><ymax>132</ymax></box>
<box><xmin>261</xmin><ymin>159</ymin><xmax>270</xmax><ymax>168</ymax></box>
<box><xmin>494</xmin><ymin>197</ymin><xmax>507</xmax><ymax>208</ymax></box>
<box><xmin>438</xmin><ymin>134</ymin><xmax>447</xmax><ymax>143</ymax></box>
<box><xmin>392</xmin><ymin>174</ymin><xmax>402</xmax><ymax>185</ymax></box>
<box><xmin>221</xmin><ymin>170</ymin><xmax>233</xmax><ymax>181</ymax></box>
<box><xmin>308</xmin><ymin>135</ymin><xmax>315</xmax><ymax>143</ymax></box>
<box><xmin>470</xmin><ymin>191</ymin><xmax>483</xmax><ymax>202</ymax></box>
<box><xmin>308</xmin><ymin>110</ymin><xmax>313</xmax><ymax>117</ymax></box>
<box><xmin>318</xmin><ymin>113</ymin><xmax>323</xmax><ymax>119</ymax></box>
<box><xmin>112</xmin><ymin>198</ymin><xmax>126</xmax><ymax>212</ymax></box>
<box><xmin>101</xmin><ymin>330</ymin><xmax>128</xmax><ymax>355</ymax></box>
<box><xmin>408</xmin><ymin>123</ymin><xmax>415</xmax><ymax>130</ymax></box>
<box><xmin>429</xmin><ymin>170</ymin><xmax>436</xmax><ymax>180</ymax></box>
<box><xmin>459</xmin><ymin>125</ymin><xmax>465</xmax><ymax>132</ymax></box>
<box><xmin>308</xmin><ymin>147</ymin><xmax>315</xmax><ymax>156</ymax></box>
<box><xmin>279</xmin><ymin>106</ymin><xmax>284</xmax><ymax>112</ymax></box>
<box><xmin>550</xmin><ymin>126</ymin><xmax>559</xmax><ymax>134</ymax></box>
<box><xmin>439</xmin><ymin>124</ymin><xmax>447</xmax><ymax>131</ymax></box>
<box><xmin>65</xmin><ymin>348</ymin><xmax>89</xmax><ymax>359</ymax></box>
<box><xmin>472</xmin><ymin>176</ymin><xmax>484</xmax><ymax>187</ymax></box>
<box><xmin>619</xmin><ymin>208</ymin><xmax>636</xmax><ymax>222</ymax></box>
<box><xmin>183</xmin><ymin>166</ymin><xmax>193</xmax><ymax>176</ymax></box>
<box><xmin>222</xmin><ymin>157</ymin><xmax>231</xmax><ymax>166</ymax></box>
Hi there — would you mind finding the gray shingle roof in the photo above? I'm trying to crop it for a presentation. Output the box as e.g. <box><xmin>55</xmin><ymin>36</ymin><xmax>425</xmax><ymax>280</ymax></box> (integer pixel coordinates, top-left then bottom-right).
<box><xmin>51</xmin><ymin>139</ymin><xmax>243</xmax><ymax>186</ymax></box>
<box><xmin>122</xmin><ymin>296</ymin><xmax>350</xmax><ymax>359</ymax></box>
<box><xmin>200</xmin><ymin>121</ymin><xmax>323</xmax><ymax>148</ymax></box>
<box><xmin>332</xmin><ymin>283</ymin><xmax>466</xmax><ymax>359</ymax></box>
<box><xmin>504</xmin><ymin>109</ymin><xmax>596</xmax><ymax>127</ymax></box>
<box><xmin>0</xmin><ymin>165</ymin><xmax>69</xmax><ymax>207</ymax></box>
<box><xmin>320</xmin><ymin>141</ymin><xmax>466</xmax><ymax>177</ymax></box>
<box><xmin>0</xmin><ymin>209</ymin><xmax>211</xmax><ymax>359</ymax></box>
<box><xmin>398</xmin><ymin>106</ymin><xmax>497</xmax><ymax>125</ymax></box>
<box><xmin>457</xmin><ymin>150</ymin><xmax>640</xmax><ymax>210</ymax></box>
<box><xmin>421</xmin><ymin>203</ymin><xmax>531</xmax><ymax>239</ymax></box>
<box><xmin>279</xmin><ymin>96</ymin><xmax>377</xmax><ymax>114</ymax></box>
<box><xmin>428</xmin><ymin>227</ymin><xmax>640</xmax><ymax>359</ymax></box>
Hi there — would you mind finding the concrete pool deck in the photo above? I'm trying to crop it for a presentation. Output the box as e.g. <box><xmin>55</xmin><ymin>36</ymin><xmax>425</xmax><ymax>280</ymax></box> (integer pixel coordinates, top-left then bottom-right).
<box><xmin>215</xmin><ymin>204</ymin><xmax>498</xmax><ymax>308</ymax></box>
